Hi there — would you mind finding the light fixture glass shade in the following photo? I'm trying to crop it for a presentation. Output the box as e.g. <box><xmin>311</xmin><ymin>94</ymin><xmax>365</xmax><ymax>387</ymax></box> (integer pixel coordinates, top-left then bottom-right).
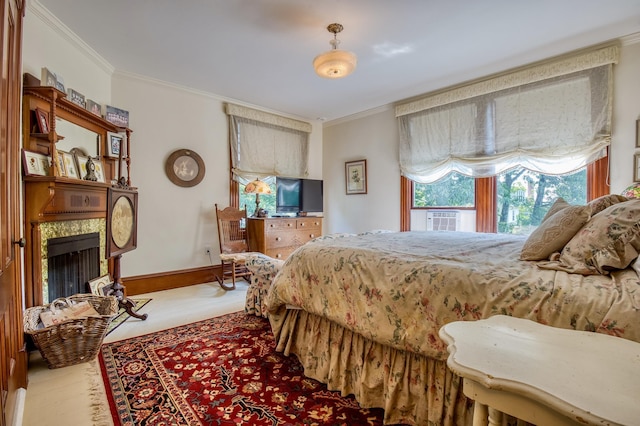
<box><xmin>313</xmin><ymin>49</ymin><xmax>357</xmax><ymax>78</ymax></box>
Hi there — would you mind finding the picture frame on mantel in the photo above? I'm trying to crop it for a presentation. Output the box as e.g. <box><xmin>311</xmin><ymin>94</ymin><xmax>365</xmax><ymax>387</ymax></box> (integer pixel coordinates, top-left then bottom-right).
<box><xmin>345</xmin><ymin>159</ymin><xmax>367</xmax><ymax>195</ymax></box>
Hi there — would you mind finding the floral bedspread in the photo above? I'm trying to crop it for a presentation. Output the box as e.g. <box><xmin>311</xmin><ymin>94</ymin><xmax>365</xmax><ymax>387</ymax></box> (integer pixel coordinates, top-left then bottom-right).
<box><xmin>267</xmin><ymin>231</ymin><xmax>640</xmax><ymax>361</ymax></box>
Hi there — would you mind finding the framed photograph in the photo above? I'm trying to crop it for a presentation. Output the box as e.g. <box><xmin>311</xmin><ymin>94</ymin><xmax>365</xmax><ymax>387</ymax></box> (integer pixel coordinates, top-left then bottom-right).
<box><xmin>55</xmin><ymin>151</ymin><xmax>66</xmax><ymax>177</ymax></box>
<box><xmin>35</xmin><ymin>107</ymin><xmax>49</xmax><ymax>133</ymax></box>
<box><xmin>87</xmin><ymin>274</ymin><xmax>112</xmax><ymax>296</ymax></box>
<box><xmin>345</xmin><ymin>159</ymin><xmax>367</xmax><ymax>195</ymax></box>
<box><xmin>22</xmin><ymin>150</ymin><xmax>50</xmax><ymax>176</ymax></box>
<box><xmin>93</xmin><ymin>159</ymin><xmax>106</xmax><ymax>183</ymax></box>
<box><xmin>99</xmin><ymin>282</ymin><xmax>116</xmax><ymax>297</ymax></box>
<box><xmin>635</xmin><ymin>154</ymin><xmax>640</xmax><ymax>182</ymax></box>
<box><xmin>636</xmin><ymin>119</ymin><xmax>640</xmax><ymax>149</ymax></box>
<box><xmin>107</xmin><ymin>132</ymin><xmax>124</xmax><ymax>158</ymax></box>
<box><xmin>75</xmin><ymin>154</ymin><xmax>89</xmax><ymax>179</ymax></box>
<box><xmin>40</xmin><ymin>67</ymin><xmax>57</xmax><ymax>87</ymax></box>
<box><xmin>67</xmin><ymin>88</ymin><xmax>86</xmax><ymax>108</ymax></box>
<box><xmin>62</xmin><ymin>151</ymin><xmax>79</xmax><ymax>179</ymax></box>
<box><xmin>104</xmin><ymin>105</ymin><xmax>129</xmax><ymax>127</ymax></box>
<box><xmin>86</xmin><ymin>99</ymin><xmax>101</xmax><ymax>116</ymax></box>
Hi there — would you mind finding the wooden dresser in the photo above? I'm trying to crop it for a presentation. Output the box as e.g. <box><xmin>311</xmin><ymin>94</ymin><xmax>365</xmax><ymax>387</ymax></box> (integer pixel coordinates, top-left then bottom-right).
<box><xmin>247</xmin><ymin>217</ymin><xmax>322</xmax><ymax>259</ymax></box>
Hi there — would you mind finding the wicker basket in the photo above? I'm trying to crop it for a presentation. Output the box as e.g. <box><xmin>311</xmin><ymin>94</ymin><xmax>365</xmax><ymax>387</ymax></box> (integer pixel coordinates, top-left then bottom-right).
<box><xmin>24</xmin><ymin>294</ymin><xmax>119</xmax><ymax>369</ymax></box>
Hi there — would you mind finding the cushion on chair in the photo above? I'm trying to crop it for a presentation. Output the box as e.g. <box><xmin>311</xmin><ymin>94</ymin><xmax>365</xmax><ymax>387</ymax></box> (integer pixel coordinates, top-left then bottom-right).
<box><xmin>219</xmin><ymin>251</ymin><xmax>262</xmax><ymax>263</ymax></box>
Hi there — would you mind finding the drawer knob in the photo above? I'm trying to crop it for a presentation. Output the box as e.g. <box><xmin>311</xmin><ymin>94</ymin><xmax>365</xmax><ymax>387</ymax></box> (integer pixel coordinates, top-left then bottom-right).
<box><xmin>276</xmin><ymin>253</ymin><xmax>282</xmax><ymax>258</ymax></box>
<box><xmin>310</xmin><ymin>234</ymin><xmax>315</xmax><ymax>238</ymax></box>
<box><xmin>276</xmin><ymin>237</ymin><xmax>282</xmax><ymax>241</ymax></box>
<box><xmin>287</xmin><ymin>223</ymin><xmax>292</xmax><ymax>227</ymax></box>
<box><xmin>300</xmin><ymin>223</ymin><xmax>305</xmax><ymax>227</ymax></box>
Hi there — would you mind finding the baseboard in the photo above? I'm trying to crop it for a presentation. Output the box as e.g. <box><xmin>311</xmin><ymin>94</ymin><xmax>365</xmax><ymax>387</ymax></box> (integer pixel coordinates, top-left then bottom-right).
<box><xmin>10</xmin><ymin>388</ymin><xmax>26</xmax><ymax>426</ymax></box>
<box><xmin>122</xmin><ymin>265</ymin><xmax>222</xmax><ymax>296</ymax></box>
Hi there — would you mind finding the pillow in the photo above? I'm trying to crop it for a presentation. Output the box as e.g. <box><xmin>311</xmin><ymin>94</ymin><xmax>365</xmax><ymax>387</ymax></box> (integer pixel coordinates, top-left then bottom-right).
<box><xmin>541</xmin><ymin>197</ymin><xmax>569</xmax><ymax>223</ymax></box>
<box><xmin>520</xmin><ymin>204</ymin><xmax>591</xmax><ymax>260</ymax></box>
<box><xmin>587</xmin><ymin>194</ymin><xmax>629</xmax><ymax>216</ymax></box>
<box><xmin>537</xmin><ymin>199</ymin><xmax>640</xmax><ymax>275</ymax></box>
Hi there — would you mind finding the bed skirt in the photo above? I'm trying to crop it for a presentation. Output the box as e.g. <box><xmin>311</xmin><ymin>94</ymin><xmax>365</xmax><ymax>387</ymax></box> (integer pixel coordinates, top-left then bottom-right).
<box><xmin>270</xmin><ymin>308</ymin><xmax>474</xmax><ymax>425</ymax></box>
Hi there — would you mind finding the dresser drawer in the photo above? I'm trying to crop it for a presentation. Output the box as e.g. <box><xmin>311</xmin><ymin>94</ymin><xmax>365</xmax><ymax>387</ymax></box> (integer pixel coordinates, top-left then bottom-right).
<box><xmin>265</xmin><ymin>246</ymin><xmax>298</xmax><ymax>260</ymax></box>
<box><xmin>266</xmin><ymin>229</ymin><xmax>319</xmax><ymax>248</ymax></box>
<box><xmin>296</xmin><ymin>218</ymin><xmax>322</xmax><ymax>230</ymax></box>
<box><xmin>265</xmin><ymin>218</ymin><xmax>297</xmax><ymax>231</ymax></box>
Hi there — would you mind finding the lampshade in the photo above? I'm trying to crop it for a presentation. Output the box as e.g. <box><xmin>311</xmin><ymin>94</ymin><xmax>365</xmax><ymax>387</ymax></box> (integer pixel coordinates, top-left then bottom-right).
<box><xmin>622</xmin><ymin>182</ymin><xmax>640</xmax><ymax>198</ymax></box>
<box><xmin>244</xmin><ymin>179</ymin><xmax>271</xmax><ymax>195</ymax></box>
<box><xmin>313</xmin><ymin>23</ymin><xmax>357</xmax><ymax>79</ymax></box>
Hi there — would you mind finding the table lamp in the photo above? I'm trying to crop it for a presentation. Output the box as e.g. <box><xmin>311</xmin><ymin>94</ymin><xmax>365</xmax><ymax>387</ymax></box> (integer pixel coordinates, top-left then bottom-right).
<box><xmin>244</xmin><ymin>179</ymin><xmax>272</xmax><ymax>217</ymax></box>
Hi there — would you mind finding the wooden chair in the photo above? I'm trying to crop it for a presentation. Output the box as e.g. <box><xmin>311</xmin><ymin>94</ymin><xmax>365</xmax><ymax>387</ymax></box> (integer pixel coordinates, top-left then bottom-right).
<box><xmin>215</xmin><ymin>204</ymin><xmax>256</xmax><ymax>290</ymax></box>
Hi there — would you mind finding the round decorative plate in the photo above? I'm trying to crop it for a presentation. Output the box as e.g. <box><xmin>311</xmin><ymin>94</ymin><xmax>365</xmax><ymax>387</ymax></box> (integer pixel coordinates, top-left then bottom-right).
<box><xmin>165</xmin><ymin>149</ymin><xmax>205</xmax><ymax>187</ymax></box>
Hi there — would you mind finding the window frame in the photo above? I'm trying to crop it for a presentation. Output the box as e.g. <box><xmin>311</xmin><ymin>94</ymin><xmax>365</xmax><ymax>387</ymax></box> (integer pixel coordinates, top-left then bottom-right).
<box><xmin>402</xmin><ymin>152</ymin><xmax>608</xmax><ymax>232</ymax></box>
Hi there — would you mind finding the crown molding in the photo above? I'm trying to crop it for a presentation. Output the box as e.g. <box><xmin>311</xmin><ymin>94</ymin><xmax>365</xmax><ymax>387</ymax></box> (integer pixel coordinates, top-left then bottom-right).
<box><xmin>324</xmin><ymin>104</ymin><xmax>392</xmax><ymax>128</ymax></box>
<box><xmin>28</xmin><ymin>0</ymin><xmax>114</xmax><ymax>74</ymax></box>
<box><xmin>112</xmin><ymin>70</ymin><xmax>319</xmax><ymax>125</ymax></box>
<box><xmin>621</xmin><ymin>32</ymin><xmax>640</xmax><ymax>46</ymax></box>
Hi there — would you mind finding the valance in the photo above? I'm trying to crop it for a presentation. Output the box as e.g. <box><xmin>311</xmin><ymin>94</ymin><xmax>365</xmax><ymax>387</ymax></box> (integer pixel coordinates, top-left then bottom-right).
<box><xmin>225</xmin><ymin>103</ymin><xmax>312</xmax><ymax>133</ymax></box>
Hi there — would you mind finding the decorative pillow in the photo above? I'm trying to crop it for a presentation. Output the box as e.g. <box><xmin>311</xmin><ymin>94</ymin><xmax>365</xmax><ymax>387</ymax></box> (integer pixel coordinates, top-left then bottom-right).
<box><xmin>587</xmin><ymin>194</ymin><xmax>629</xmax><ymax>216</ymax></box>
<box><xmin>520</xmin><ymin>204</ymin><xmax>591</xmax><ymax>260</ymax></box>
<box><xmin>540</xmin><ymin>197</ymin><xmax>570</xmax><ymax>223</ymax></box>
<box><xmin>537</xmin><ymin>199</ymin><xmax>640</xmax><ymax>275</ymax></box>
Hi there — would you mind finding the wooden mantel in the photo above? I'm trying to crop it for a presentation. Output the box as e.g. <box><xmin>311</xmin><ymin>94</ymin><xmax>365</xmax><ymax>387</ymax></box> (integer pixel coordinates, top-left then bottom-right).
<box><xmin>23</xmin><ymin>177</ymin><xmax>112</xmax><ymax>308</ymax></box>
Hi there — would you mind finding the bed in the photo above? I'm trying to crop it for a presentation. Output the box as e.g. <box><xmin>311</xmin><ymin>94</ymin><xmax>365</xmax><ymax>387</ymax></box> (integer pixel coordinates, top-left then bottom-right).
<box><xmin>265</xmin><ymin>196</ymin><xmax>640</xmax><ymax>425</ymax></box>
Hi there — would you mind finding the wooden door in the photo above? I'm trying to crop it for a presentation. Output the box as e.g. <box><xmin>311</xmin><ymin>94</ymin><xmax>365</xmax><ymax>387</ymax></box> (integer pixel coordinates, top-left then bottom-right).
<box><xmin>0</xmin><ymin>0</ymin><xmax>25</xmax><ymax>425</ymax></box>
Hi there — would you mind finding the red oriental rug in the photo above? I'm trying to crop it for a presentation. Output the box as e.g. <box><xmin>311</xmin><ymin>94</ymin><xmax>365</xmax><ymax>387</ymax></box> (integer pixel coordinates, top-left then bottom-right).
<box><xmin>99</xmin><ymin>311</ymin><xmax>386</xmax><ymax>425</ymax></box>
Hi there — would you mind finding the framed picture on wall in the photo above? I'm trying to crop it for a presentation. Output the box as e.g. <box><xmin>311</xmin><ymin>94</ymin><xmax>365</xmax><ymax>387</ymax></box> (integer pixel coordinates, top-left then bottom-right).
<box><xmin>634</xmin><ymin>154</ymin><xmax>640</xmax><ymax>182</ymax></box>
<box><xmin>106</xmin><ymin>132</ymin><xmax>124</xmax><ymax>158</ymax></box>
<box><xmin>345</xmin><ymin>159</ymin><xmax>367</xmax><ymax>195</ymax></box>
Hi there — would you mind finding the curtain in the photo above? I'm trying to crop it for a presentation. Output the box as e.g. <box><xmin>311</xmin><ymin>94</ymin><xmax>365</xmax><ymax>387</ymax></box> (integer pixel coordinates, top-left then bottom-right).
<box><xmin>396</xmin><ymin>44</ymin><xmax>618</xmax><ymax>184</ymax></box>
<box><xmin>226</xmin><ymin>103</ymin><xmax>311</xmax><ymax>183</ymax></box>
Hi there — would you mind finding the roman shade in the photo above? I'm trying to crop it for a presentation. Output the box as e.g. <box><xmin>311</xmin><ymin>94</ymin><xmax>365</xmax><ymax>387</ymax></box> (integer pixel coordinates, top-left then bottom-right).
<box><xmin>226</xmin><ymin>103</ymin><xmax>312</xmax><ymax>183</ymax></box>
<box><xmin>396</xmin><ymin>44</ymin><xmax>619</xmax><ymax>184</ymax></box>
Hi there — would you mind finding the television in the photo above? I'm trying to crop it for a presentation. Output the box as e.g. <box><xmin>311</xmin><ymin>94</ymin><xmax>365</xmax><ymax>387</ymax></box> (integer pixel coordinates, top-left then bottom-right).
<box><xmin>275</xmin><ymin>177</ymin><xmax>301</xmax><ymax>213</ymax></box>
<box><xmin>275</xmin><ymin>177</ymin><xmax>323</xmax><ymax>214</ymax></box>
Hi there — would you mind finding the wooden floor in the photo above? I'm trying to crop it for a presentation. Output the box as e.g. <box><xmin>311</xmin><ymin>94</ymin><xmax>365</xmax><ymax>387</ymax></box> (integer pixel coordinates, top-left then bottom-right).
<box><xmin>22</xmin><ymin>280</ymin><xmax>249</xmax><ymax>426</ymax></box>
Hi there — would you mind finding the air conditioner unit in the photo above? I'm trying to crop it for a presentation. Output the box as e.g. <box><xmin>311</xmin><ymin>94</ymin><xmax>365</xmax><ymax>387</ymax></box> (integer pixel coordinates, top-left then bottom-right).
<box><xmin>426</xmin><ymin>210</ymin><xmax>460</xmax><ymax>231</ymax></box>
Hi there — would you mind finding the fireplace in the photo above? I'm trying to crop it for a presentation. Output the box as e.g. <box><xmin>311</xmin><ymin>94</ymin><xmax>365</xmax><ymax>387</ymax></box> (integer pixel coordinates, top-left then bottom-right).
<box><xmin>47</xmin><ymin>232</ymin><xmax>101</xmax><ymax>301</ymax></box>
<box><xmin>38</xmin><ymin>219</ymin><xmax>109</xmax><ymax>305</ymax></box>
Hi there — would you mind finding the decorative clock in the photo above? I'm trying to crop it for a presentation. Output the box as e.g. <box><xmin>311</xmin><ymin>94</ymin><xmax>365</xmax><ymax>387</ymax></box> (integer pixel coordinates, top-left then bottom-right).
<box><xmin>165</xmin><ymin>149</ymin><xmax>205</xmax><ymax>187</ymax></box>
<box><xmin>106</xmin><ymin>187</ymin><xmax>138</xmax><ymax>257</ymax></box>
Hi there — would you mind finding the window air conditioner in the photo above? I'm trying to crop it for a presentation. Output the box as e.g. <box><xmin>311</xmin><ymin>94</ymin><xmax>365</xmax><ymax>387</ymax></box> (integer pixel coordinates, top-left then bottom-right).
<box><xmin>426</xmin><ymin>210</ymin><xmax>460</xmax><ymax>231</ymax></box>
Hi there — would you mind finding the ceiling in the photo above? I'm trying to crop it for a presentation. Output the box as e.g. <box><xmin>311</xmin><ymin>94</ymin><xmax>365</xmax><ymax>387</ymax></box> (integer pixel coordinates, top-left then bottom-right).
<box><xmin>38</xmin><ymin>0</ymin><xmax>640</xmax><ymax>122</ymax></box>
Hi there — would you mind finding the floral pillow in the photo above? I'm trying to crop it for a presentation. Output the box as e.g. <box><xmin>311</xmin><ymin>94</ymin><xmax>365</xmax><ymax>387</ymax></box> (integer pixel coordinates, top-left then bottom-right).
<box><xmin>587</xmin><ymin>194</ymin><xmax>629</xmax><ymax>216</ymax></box>
<box><xmin>537</xmin><ymin>199</ymin><xmax>640</xmax><ymax>275</ymax></box>
<box><xmin>520</xmin><ymin>204</ymin><xmax>591</xmax><ymax>261</ymax></box>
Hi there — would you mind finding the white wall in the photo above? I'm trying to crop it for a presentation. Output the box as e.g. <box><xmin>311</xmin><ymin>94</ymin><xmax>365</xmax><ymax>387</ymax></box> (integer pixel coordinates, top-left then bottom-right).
<box><xmin>323</xmin><ymin>106</ymin><xmax>401</xmax><ymax>233</ymax></box>
<box><xmin>22</xmin><ymin>3</ymin><xmax>323</xmax><ymax>278</ymax></box>
<box><xmin>322</xmin><ymin>38</ymin><xmax>640</xmax><ymax>234</ymax></box>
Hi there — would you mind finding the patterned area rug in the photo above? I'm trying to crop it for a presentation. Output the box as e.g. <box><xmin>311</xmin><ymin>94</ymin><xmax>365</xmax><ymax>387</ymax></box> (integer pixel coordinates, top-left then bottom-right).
<box><xmin>99</xmin><ymin>311</ymin><xmax>387</xmax><ymax>425</ymax></box>
<box><xmin>106</xmin><ymin>298</ymin><xmax>151</xmax><ymax>335</ymax></box>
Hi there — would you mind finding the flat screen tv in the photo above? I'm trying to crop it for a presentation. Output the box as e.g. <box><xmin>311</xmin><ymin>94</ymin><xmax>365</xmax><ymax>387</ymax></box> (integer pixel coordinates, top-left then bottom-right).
<box><xmin>300</xmin><ymin>179</ymin><xmax>323</xmax><ymax>213</ymax></box>
<box><xmin>275</xmin><ymin>177</ymin><xmax>323</xmax><ymax>214</ymax></box>
<box><xmin>276</xmin><ymin>177</ymin><xmax>301</xmax><ymax>213</ymax></box>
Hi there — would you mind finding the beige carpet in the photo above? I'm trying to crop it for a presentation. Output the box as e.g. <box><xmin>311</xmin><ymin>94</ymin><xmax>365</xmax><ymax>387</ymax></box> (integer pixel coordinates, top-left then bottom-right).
<box><xmin>22</xmin><ymin>281</ymin><xmax>250</xmax><ymax>426</ymax></box>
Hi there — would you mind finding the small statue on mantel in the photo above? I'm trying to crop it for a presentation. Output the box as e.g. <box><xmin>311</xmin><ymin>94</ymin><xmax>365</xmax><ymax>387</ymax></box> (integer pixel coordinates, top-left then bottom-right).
<box><xmin>84</xmin><ymin>157</ymin><xmax>98</xmax><ymax>181</ymax></box>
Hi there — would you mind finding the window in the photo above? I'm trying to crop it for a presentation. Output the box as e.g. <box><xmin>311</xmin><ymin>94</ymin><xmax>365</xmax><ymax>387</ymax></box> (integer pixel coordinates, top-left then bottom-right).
<box><xmin>413</xmin><ymin>172</ymin><xmax>474</xmax><ymax>208</ymax></box>
<box><xmin>495</xmin><ymin>167</ymin><xmax>586</xmax><ymax>234</ymax></box>
<box><xmin>398</xmin><ymin>45</ymin><xmax>616</xmax><ymax>232</ymax></box>
<box><xmin>225</xmin><ymin>103</ymin><xmax>312</xmax><ymax>208</ymax></box>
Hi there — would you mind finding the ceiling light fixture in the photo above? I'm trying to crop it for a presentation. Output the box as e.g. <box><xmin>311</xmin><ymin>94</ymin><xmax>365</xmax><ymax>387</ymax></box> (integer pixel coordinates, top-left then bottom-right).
<box><xmin>313</xmin><ymin>23</ymin><xmax>357</xmax><ymax>79</ymax></box>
